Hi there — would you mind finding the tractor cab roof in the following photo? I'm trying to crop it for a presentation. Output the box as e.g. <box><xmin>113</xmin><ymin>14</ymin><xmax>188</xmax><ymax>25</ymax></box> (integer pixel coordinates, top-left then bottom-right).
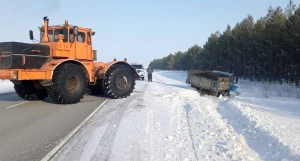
<box><xmin>40</xmin><ymin>20</ymin><xmax>93</xmax><ymax>32</ymax></box>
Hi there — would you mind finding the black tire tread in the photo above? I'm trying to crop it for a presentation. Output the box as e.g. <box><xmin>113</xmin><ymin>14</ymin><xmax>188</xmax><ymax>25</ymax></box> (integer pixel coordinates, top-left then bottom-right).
<box><xmin>103</xmin><ymin>64</ymin><xmax>135</xmax><ymax>99</ymax></box>
<box><xmin>46</xmin><ymin>63</ymin><xmax>88</xmax><ymax>104</ymax></box>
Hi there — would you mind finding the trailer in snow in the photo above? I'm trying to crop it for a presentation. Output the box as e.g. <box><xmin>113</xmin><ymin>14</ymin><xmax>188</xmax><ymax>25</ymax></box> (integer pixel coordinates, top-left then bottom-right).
<box><xmin>186</xmin><ymin>70</ymin><xmax>238</xmax><ymax>97</ymax></box>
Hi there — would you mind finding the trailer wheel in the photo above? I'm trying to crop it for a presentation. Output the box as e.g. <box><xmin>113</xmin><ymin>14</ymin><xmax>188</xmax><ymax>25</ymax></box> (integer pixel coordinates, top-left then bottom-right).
<box><xmin>14</xmin><ymin>80</ymin><xmax>48</xmax><ymax>100</ymax></box>
<box><xmin>104</xmin><ymin>64</ymin><xmax>135</xmax><ymax>99</ymax></box>
<box><xmin>89</xmin><ymin>80</ymin><xmax>105</xmax><ymax>95</ymax></box>
<box><xmin>46</xmin><ymin>63</ymin><xmax>87</xmax><ymax>104</ymax></box>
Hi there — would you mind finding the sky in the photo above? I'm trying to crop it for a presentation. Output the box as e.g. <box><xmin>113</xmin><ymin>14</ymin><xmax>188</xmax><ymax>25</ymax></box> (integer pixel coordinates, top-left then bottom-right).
<box><xmin>0</xmin><ymin>0</ymin><xmax>299</xmax><ymax>66</ymax></box>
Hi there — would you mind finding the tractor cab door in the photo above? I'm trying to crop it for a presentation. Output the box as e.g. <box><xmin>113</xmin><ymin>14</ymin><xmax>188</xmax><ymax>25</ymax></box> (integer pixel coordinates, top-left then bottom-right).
<box><xmin>86</xmin><ymin>32</ymin><xmax>93</xmax><ymax>60</ymax></box>
<box><xmin>75</xmin><ymin>31</ymin><xmax>88</xmax><ymax>60</ymax></box>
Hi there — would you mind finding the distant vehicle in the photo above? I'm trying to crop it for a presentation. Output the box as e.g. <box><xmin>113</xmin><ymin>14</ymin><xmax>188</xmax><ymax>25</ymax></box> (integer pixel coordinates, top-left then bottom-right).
<box><xmin>131</xmin><ymin>62</ymin><xmax>145</xmax><ymax>80</ymax></box>
<box><xmin>186</xmin><ymin>70</ymin><xmax>238</xmax><ymax>97</ymax></box>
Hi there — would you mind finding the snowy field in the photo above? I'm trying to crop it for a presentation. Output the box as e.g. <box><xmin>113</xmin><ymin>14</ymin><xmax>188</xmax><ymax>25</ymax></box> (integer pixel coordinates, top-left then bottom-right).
<box><xmin>1</xmin><ymin>71</ymin><xmax>300</xmax><ymax>161</ymax></box>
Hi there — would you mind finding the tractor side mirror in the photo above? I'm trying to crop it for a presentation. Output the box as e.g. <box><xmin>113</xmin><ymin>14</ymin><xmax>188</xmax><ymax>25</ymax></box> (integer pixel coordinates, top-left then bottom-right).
<box><xmin>29</xmin><ymin>30</ymin><xmax>34</xmax><ymax>40</ymax></box>
<box><xmin>73</xmin><ymin>26</ymin><xmax>78</xmax><ymax>36</ymax></box>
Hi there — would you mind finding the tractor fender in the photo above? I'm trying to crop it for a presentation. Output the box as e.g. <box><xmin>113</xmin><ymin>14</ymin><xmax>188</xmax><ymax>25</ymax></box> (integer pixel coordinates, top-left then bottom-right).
<box><xmin>95</xmin><ymin>61</ymin><xmax>138</xmax><ymax>79</ymax></box>
<box><xmin>40</xmin><ymin>59</ymin><xmax>93</xmax><ymax>82</ymax></box>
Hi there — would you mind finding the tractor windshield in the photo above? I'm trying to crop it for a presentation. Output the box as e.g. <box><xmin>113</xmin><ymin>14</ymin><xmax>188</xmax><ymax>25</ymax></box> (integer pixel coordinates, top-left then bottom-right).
<box><xmin>40</xmin><ymin>29</ymin><xmax>66</xmax><ymax>42</ymax></box>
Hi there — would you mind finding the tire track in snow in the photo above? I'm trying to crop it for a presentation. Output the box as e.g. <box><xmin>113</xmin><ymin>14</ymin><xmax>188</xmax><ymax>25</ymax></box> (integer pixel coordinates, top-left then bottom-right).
<box><xmin>145</xmin><ymin>93</ymin><xmax>154</xmax><ymax>161</ymax></box>
<box><xmin>154</xmin><ymin>72</ymin><xmax>261</xmax><ymax>160</ymax></box>
<box><xmin>180</xmin><ymin>96</ymin><xmax>262</xmax><ymax>160</ymax></box>
<box><xmin>149</xmin><ymin>102</ymin><xmax>154</xmax><ymax>161</ymax></box>
<box><xmin>184</xmin><ymin>103</ymin><xmax>200</xmax><ymax>161</ymax></box>
<box><xmin>134</xmin><ymin>98</ymin><xmax>145</xmax><ymax>111</ymax></box>
<box><xmin>89</xmin><ymin>84</ymin><xmax>149</xmax><ymax>161</ymax></box>
<box><xmin>153</xmin><ymin>73</ymin><xmax>202</xmax><ymax>160</ymax></box>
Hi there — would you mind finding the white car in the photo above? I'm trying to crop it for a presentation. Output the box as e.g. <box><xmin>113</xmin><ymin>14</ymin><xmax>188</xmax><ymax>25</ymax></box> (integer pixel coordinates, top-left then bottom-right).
<box><xmin>131</xmin><ymin>63</ymin><xmax>145</xmax><ymax>80</ymax></box>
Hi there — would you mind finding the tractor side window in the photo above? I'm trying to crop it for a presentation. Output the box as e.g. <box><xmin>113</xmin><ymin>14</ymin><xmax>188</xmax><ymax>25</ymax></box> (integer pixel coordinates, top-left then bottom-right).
<box><xmin>48</xmin><ymin>30</ymin><xmax>54</xmax><ymax>42</ymax></box>
<box><xmin>62</xmin><ymin>28</ymin><xmax>68</xmax><ymax>42</ymax></box>
<box><xmin>40</xmin><ymin>31</ymin><xmax>44</xmax><ymax>42</ymax></box>
<box><xmin>87</xmin><ymin>32</ymin><xmax>91</xmax><ymax>45</ymax></box>
<box><xmin>40</xmin><ymin>30</ymin><xmax>54</xmax><ymax>42</ymax></box>
<box><xmin>69</xmin><ymin>29</ymin><xmax>75</xmax><ymax>43</ymax></box>
<box><xmin>77</xmin><ymin>32</ymin><xmax>86</xmax><ymax>43</ymax></box>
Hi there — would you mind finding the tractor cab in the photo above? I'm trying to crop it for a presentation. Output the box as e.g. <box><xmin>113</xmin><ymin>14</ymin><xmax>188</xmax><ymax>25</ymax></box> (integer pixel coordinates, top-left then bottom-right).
<box><xmin>29</xmin><ymin>17</ymin><xmax>96</xmax><ymax>61</ymax></box>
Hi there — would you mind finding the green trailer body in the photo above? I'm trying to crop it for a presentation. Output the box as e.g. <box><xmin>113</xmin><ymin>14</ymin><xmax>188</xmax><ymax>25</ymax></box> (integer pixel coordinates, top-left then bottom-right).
<box><xmin>186</xmin><ymin>70</ymin><xmax>235</xmax><ymax>96</ymax></box>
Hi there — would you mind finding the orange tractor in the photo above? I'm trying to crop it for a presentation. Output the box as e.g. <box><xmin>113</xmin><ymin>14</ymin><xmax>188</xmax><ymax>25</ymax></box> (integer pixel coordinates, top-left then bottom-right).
<box><xmin>0</xmin><ymin>17</ymin><xmax>138</xmax><ymax>104</ymax></box>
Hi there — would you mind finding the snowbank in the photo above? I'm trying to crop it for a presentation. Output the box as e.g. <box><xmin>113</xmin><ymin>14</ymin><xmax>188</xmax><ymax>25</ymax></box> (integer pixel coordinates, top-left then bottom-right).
<box><xmin>217</xmin><ymin>78</ymin><xmax>300</xmax><ymax>160</ymax></box>
<box><xmin>149</xmin><ymin>71</ymin><xmax>300</xmax><ymax>160</ymax></box>
<box><xmin>0</xmin><ymin>80</ymin><xmax>14</xmax><ymax>94</ymax></box>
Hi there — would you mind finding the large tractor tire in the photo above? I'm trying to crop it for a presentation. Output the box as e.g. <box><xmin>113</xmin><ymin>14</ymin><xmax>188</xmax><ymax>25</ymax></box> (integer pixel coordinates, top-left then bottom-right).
<box><xmin>46</xmin><ymin>63</ymin><xmax>88</xmax><ymax>104</ymax></box>
<box><xmin>103</xmin><ymin>64</ymin><xmax>135</xmax><ymax>99</ymax></box>
<box><xmin>14</xmin><ymin>80</ymin><xmax>48</xmax><ymax>100</ymax></box>
<box><xmin>89</xmin><ymin>80</ymin><xmax>105</xmax><ymax>95</ymax></box>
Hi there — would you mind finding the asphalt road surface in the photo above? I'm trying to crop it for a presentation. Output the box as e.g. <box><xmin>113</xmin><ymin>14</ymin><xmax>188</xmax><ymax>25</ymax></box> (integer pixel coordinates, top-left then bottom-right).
<box><xmin>0</xmin><ymin>91</ymin><xmax>107</xmax><ymax>161</ymax></box>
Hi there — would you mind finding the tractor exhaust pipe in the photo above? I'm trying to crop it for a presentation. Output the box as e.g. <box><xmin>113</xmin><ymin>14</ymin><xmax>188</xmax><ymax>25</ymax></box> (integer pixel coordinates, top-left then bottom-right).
<box><xmin>43</xmin><ymin>16</ymin><xmax>49</xmax><ymax>42</ymax></box>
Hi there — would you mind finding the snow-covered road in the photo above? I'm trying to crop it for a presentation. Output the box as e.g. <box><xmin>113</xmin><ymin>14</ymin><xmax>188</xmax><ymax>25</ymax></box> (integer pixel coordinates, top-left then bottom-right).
<box><xmin>47</xmin><ymin>71</ymin><xmax>300</xmax><ymax>161</ymax></box>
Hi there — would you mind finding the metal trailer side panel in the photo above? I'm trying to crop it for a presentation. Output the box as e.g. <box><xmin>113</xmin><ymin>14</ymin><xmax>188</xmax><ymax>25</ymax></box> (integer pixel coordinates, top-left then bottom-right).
<box><xmin>186</xmin><ymin>74</ymin><xmax>199</xmax><ymax>86</ymax></box>
<box><xmin>186</xmin><ymin>70</ymin><xmax>235</xmax><ymax>96</ymax></box>
<box><xmin>201</xmin><ymin>77</ymin><xmax>215</xmax><ymax>90</ymax></box>
<box><xmin>187</xmin><ymin>74</ymin><xmax>216</xmax><ymax>91</ymax></box>
<box><xmin>190</xmin><ymin>75</ymin><xmax>201</xmax><ymax>86</ymax></box>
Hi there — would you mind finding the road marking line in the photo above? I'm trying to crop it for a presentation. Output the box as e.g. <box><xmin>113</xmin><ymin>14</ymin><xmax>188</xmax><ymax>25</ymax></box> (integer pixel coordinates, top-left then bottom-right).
<box><xmin>40</xmin><ymin>99</ymin><xmax>109</xmax><ymax>161</ymax></box>
<box><xmin>6</xmin><ymin>101</ymin><xmax>30</xmax><ymax>109</ymax></box>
